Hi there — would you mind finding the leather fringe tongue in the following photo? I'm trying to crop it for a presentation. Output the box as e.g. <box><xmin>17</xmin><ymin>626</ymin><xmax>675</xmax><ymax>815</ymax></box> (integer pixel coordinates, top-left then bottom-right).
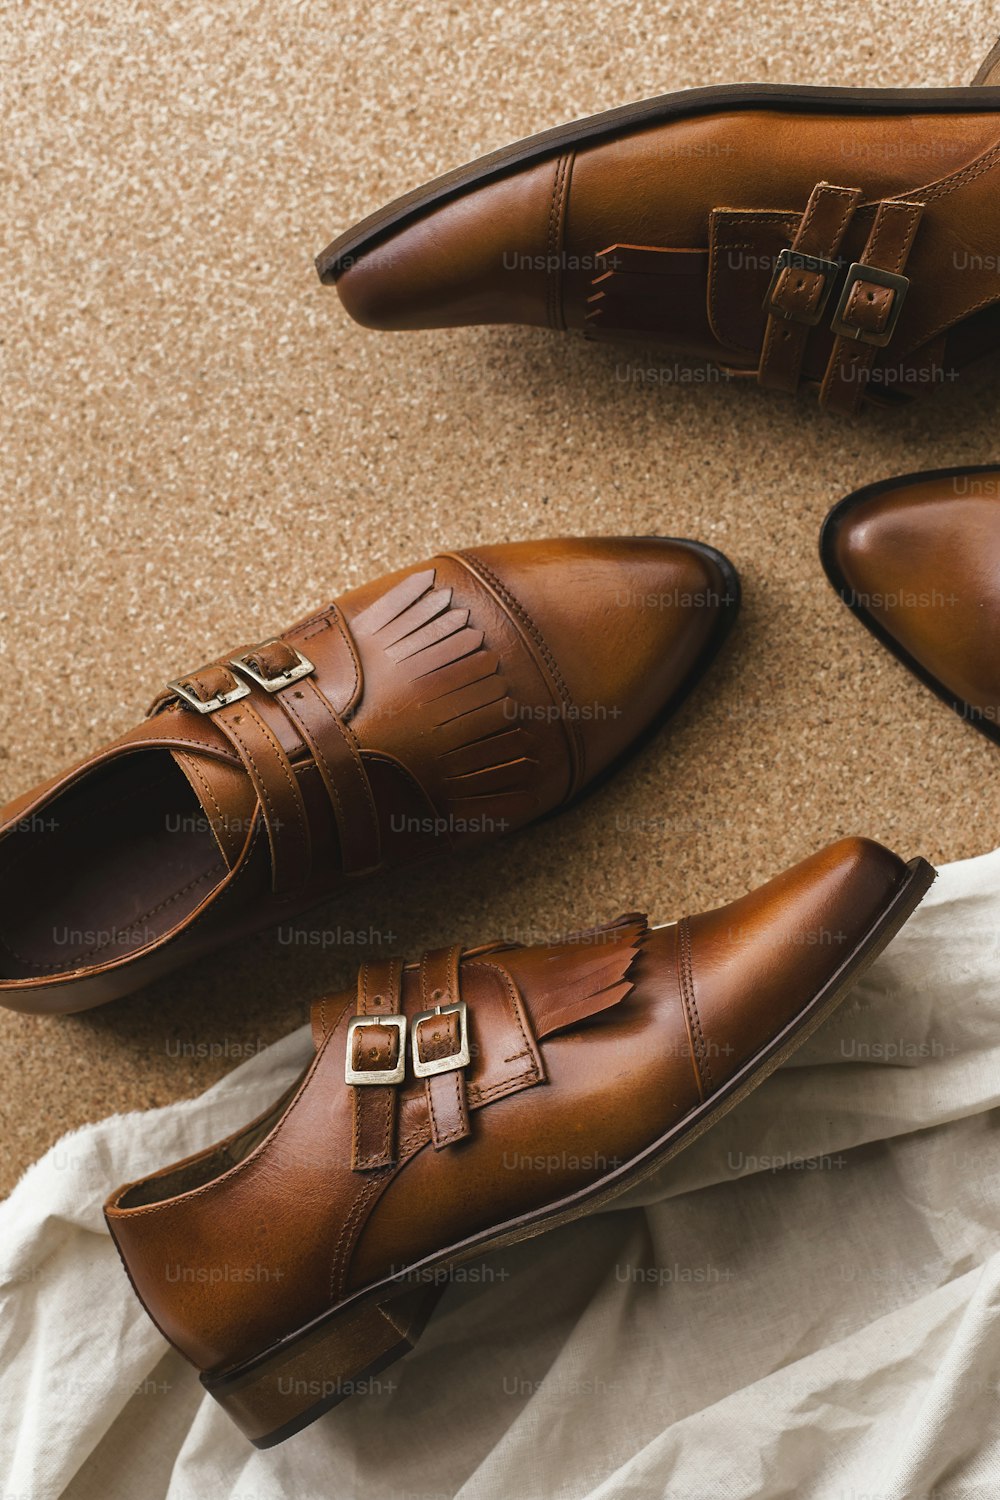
<box><xmin>171</xmin><ymin>750</ymin><xmax>258</xmax><ymax>868</ymax></box>
<box><xmin>515</xmin><ymin>913</ymin><xmax>649</xmax><ymax>1040</ymax></box>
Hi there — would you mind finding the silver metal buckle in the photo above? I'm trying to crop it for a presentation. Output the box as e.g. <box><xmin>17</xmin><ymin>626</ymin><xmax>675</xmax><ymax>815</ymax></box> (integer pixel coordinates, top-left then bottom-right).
<box><xmin>345</xmin><ymin>1014</ymin><xmax>407</xmax><ymax>1086</ymax></box>
<box><xmin>231</xmin><ymin>641</ymin><xmax>315</xmax><ymax>693</ymax></box>
<box><xmin>167</xmin><ymin>670</ymin><xmax>250</xmax><ymax>715</ymax></box>
<box><xmin>411</xmin><ymin>1000</ymin><xmax>470</xmax><ymax>1079</ymax></box>
<box><xmin>830</xmin><ymin>264</ymin><xmax>910</xmax><ymax>347</ymax></box>
<box><xmin>764</xmin><ymin>248</ymin><xmax>842</xmax><ymax>327</ymax></box>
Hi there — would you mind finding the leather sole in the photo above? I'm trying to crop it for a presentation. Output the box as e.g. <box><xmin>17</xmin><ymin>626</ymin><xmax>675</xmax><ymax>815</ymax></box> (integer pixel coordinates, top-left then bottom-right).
<box><xmin>317</xmin><ymin>83</ymin><xmax>1000</xmax><ymax>281</ymax></box>
<box><xmin>820</xmin><ymin>466</ymin><xmax>1000</xmax><ymax>747</ymax></box>
<box><xmin>202</xmin><ymin>852</ymin><xmax>936</xmax><ymax>1446</ymax></box>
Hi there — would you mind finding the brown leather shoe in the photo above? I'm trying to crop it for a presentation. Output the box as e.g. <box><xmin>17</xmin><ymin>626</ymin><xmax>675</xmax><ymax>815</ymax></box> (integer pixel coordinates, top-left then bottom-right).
<box><xmin>105</xmin><ymin>837</ymin><xmax>934</xmax><ymax>1447</ymax></box>
<box><xmin>0</xmin><ymin>537</ymin><xmax>737</xmax><ymax>1015</ymax></box>
<box><xmin>319</xmin><ymin>43</ymin><xmax>1000</xmax><ymax>415</ymax></box>
<box><xmin>821</xmin><ymin>465</ymin><xmax>1000</xmax><ymax>743</ymax></box>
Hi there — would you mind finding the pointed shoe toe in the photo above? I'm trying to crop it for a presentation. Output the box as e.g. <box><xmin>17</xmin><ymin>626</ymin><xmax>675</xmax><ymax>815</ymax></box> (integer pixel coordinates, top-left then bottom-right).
<box><xmin>334</xmin><ymin>157</ymin><xmax>569</xmax><ymax>331</ymax></box>
<box><xmin>675</xmin><ymin>837</ymin><xmax>933</xmax><ymax>1097</ymax></box>
<box><xmin>822</xmin><ymin>466</ymin><xmax>1000</xmax><ymax>742</ymax></box>
<box><xmin>456</xmin><ymin>535</ymin><xmax>740</xmax><ymax>788</ymax></box>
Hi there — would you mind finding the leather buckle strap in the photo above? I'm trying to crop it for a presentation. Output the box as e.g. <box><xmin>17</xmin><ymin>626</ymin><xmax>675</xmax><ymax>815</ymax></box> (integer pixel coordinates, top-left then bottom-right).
<box><xmin>758</xmin><ymin>181</ymin><xmax>863</xmax><ymax>395</ymax></box>
<box><xmin>162</xmin><ymin>619</ymin><xmax>380</xmax><ymax>885</ymax></box>
<box><xmin>412</xmin><ymin>1000</ymin><xmax>470</xmax><ymax>1077</ymax></box>
<box><xmin>164</xmin><ymin>659</ymin><xmax>311</xmax><ymax>895</ymax></box>
<box><xmin>272</xmin><ymin>672</ymin><xmax>381</xmax><ymax>878</ymax></box>
<box><xmin>230</xmin><ymin>640</ymin><xmax>315</xmax><ymax>692</ymax></box>
<box><xmin>830</xmin><ymin>263</ymin><xmax>910</xmax><ymax>348</ymax></box>
<box><xmin>349</xmin><ymin>958</ymin><xmax>406</xmax><ymax>1170</ymax></box>
<box><xmin>345</xmin><ymin>1014</ymin><xmax>407</xmax><ymax>1086</ymax></box>
<box><xmin>820</xmin><ymin>197</ymin><xmax>925</xmax><ymax>415</ymax></box>
<box><xmin>416</xmin><ymin>946</ymin><xmax>472</xmax><ymax>1150</ymax></box>
<box><xmin>167</xmin><ymin>663</ymin><xmax>250</xmax><ymax>715</ymax></box>
<box><xmin>764</xmin><ymin>249</ymin><xmax>842</xmax><ymax>327</ymax></box>
<box><xmin>230</xmin><ymin>628</ymin><xmax>380</xmax><ymax>875</ymax></box>
<box><xmin>168</xmin><ymin>641</ymin><xmax>313</xmax><ymax>710</ymax></box>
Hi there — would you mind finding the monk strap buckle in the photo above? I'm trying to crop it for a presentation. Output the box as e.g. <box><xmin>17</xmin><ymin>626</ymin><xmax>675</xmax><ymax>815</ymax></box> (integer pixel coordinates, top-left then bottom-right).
<box><xmin>345</xmin><ymin>1014</ymin><xmax>407</xmax><ymax>1086</ymax></box>
<box><xmin>167</xmin><ymin>667</ymin><xmax>250</xmax><ymax>715</ymax></box>
<box><xmin>764</xmin><ymin>249</ymin><xmax>842</xmax><ymax>327</ymax></box>
<box><xmin>412</xmin><ymin>999</ymin><xmax>470</xmax><ymax>1079</ymax></box>
<box><xmin>830</xmin><ymin>264</ymin><xmax>910</xmax><ymax>347</ymax></box>
<box><xmin>231</xmin><ymin>641</ymin><xmax>315</xmax><ymax>693</ymax></box>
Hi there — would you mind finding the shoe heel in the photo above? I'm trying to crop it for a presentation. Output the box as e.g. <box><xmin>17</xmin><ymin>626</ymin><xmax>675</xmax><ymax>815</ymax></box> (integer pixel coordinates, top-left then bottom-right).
<box><xmin>202</xmin><ymin>1279</ymin><xmax>443</xmax><ymax>1447</ymax></box>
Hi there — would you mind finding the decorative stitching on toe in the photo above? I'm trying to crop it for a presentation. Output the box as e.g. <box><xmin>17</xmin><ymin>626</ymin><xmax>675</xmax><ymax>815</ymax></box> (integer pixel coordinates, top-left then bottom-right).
<box><xmin>455</xmin><ymin>550</ymin><xmax>585</xmax><ymax>791</ymax></box>
<box><xmin>546</xmin><ymin>152</ymin><xmax>574</xmax><ymax>332</ymax></box>
<box><xmin>678</xmin><ymin>917</ymin><xmax>713</xmax><ymax>1098</ymax></box>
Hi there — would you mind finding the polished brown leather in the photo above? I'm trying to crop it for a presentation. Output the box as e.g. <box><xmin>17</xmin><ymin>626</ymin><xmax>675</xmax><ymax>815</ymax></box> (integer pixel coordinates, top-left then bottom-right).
<box><xmin>0</xmin><ymin>537</ymin><xmax>736</xmax><ymax>1014</ymax></box>
<box><xmin>326</xmin><ymin>77</ymin><xmax>1000</xmax><ymax>413</ymax></box>
<box><xmin>822</xmin><ymin>466</ymin><xmax>1000</xmax><ymax>740</ymax></box>
<box><xmin>105</xmin><ymin>835</ymin><xmax>917</xmax><ymax>1384</ymax></box>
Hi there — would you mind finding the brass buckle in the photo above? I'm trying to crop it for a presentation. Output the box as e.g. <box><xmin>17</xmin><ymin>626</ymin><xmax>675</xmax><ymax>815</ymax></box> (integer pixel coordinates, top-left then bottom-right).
<box><xmin>411</xmin><ymin>1000</ymin><xmax>470</xmax><ymax>1079</ymax></box>
<box><xmin>167</xmin><ymin>667</ymin><xmax>250</xmax><ymax>715</ymax></box>
<box><xmin>231</xmin><ymin>641</ymin><xmax>315</xmax><ymax>693</ymax></box>
<box><xmin>830</xmin><ymin>264</ymin><xmax>910</xmax><ymax>347</ymax></box>
<box><xmin>345</xmin><ymin>1014</ymin><xmax>407</xmax><ymax>1086</ymax></box>
<box><xmin>764</xmin><ymin>248</ymin><xmax>842</xmax><ymax>327</ymax></box>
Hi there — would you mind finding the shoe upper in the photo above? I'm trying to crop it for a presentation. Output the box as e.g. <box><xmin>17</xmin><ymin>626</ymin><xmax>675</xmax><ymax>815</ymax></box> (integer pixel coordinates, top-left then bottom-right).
<box><xmin>0</xmin><ymin>537</ymin><xmax>735</xmax><ymax>1012</ymax></box>
<box><xmin>823</xmin><ymin>467</ymin><xmax>1000</xmax><ymax>737</ymax></box>
<box><xmin>105</xmin><ymin>836</ymin><xmax>913</xmax><ymax>1378</ymax></box>
<box><xmin>329</xmin><ymin>101</ymin><xmax>1000</xmax><ymax>413</ymax></box>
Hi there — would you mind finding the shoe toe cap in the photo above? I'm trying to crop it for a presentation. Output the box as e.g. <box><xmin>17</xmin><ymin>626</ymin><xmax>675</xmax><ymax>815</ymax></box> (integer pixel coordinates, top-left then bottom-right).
<box><xmin>334</xmin><ymin>160</ymin><xmax>566</xmax><ymax>332</ymax></box>
<box><xmin>686</xmin><ymin>836</ymin><xmax>911</xmax><ymax>1091</ymax></box>
<box><xmin>460</xmin><ymin>535</ymin><xmax>738</xmax><ymax>789</ymax></box>
<box><xmin>826</xmin><ymin>473</ymin><xmax>1000</xmax><ymax>723</ymax></box>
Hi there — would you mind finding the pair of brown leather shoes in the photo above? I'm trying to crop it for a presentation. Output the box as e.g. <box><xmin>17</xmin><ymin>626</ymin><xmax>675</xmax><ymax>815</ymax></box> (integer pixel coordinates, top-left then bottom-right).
<box><xmin>321</xmin><ymin>39</ymin><xmax>1000</xmax><ymax>415</ymax></box>
<box><xmin>0</xmin><ymin>534</ymin><xmax>937</xmax><ymax>1446</ymax></box>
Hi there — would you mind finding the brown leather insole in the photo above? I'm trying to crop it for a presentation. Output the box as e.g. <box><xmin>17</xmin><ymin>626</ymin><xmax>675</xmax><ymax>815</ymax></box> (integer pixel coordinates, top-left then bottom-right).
<box><xmin>0</xmin><ymin>753</ymin><xmax>227</xmax><ymax>980</ymax></box>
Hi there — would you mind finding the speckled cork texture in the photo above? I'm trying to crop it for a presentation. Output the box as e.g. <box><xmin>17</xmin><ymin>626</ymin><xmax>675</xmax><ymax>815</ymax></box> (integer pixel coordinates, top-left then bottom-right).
<box><xmin>1</xmin><ymin>2</ymin><xmax>998</xmax><ymax>1196</ymax></box>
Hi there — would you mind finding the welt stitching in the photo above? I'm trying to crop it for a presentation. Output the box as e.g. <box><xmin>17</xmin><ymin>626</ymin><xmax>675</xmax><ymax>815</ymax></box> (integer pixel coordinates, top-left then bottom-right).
<box><xmin>917</xmin><ymin>137</ymin><xmax>1000</xmax><ymax>202</ymax></box>
<box><xmin>282</xmin><ymin>688</ymin><xmax>348</xmax><ymax>844</ymax></box>
<box><xmin>396</xmin><ymin>1068</ymin><xmax>539</xmax><ymax>1155</ymax></box>
<box><xmin>438</xmin><ymin>1070</ymin><xmax>467</xmax><ymax>1145</ymax></box>
<box><xmin>355</xmin><ymin>1090</ymin><xmax>393</xmax><ymax>1170</ymax></box>
<box><xmin>546</xmin><ymin>153</ymin><xmax>571</xmax><ymax>331</ymax></box>
<box><xmin>333</xmin><ymin>711</ymin><xmax>379</xmax><ymax>837</ymax></box>
<box><xmin>181</xmin><ymin>754</ymin><xmax>226</xmax><ymax>836</ymax></box>
<box><xmin>330</xmin><ymin>1175</ymin><xmax>383</xmax><ymax>1301</ymax></box>
<box><xmin>678</xmin><ymin>917</ymin><xmax>713</xmax><ymax>1094</ymax></box>
<box><xmin>225</xmin><ymin>708</ymin><xmax>307</xmax><ymax>857</ymax></box>
<box><xmin>466</xmin><ymin>959</ymin><xmax>538</xmax><ymax>1078</ymax></box>
<box><xmin>331</xmin><ymin>606</ymin><xmax>362</xmax><ymax>709</ymax></box>
<box><xmin>426</xmin><ymin>1070</ymin><xmax>443</xmax><ymax>1143</ymax></box>
<box><xmin>457</xmin><ymin>551</ymin><xmax>583</xmax><ymax>780</ymax></box>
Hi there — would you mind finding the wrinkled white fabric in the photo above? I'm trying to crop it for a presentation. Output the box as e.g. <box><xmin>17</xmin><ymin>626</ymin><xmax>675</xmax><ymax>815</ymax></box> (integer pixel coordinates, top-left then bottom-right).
<box><xmin>2</xmin><ymin>848</ymin><xmax>999</xmax><ymax>1500</ymax></box>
